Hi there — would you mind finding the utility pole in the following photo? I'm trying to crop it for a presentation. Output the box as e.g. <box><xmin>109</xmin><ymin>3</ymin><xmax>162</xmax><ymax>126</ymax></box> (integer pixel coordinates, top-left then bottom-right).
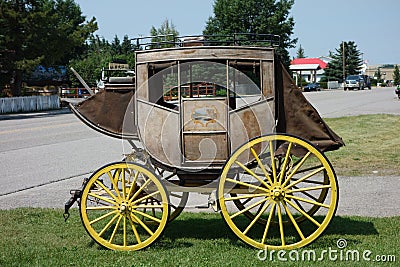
<box><xmin>342</xmin><ymin>41</ymin><xmax>345</xmax><ymax>83</ymax></box>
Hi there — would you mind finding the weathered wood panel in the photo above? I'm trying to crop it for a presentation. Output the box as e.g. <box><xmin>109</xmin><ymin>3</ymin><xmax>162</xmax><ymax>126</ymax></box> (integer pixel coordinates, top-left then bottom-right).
<box><xmin>229</xmin><ymin>99</ymin><xmax>275</xmax><ymax>163</ymax></box>
<box><xmin>137</xmin><ymin>99</ymin><xmax>181</xmax><ymax>167</ymax></box>
<box><xmin>136</xmin><ymin>47</ymin><xmax>274</xmax><ymax>64</ymax></box>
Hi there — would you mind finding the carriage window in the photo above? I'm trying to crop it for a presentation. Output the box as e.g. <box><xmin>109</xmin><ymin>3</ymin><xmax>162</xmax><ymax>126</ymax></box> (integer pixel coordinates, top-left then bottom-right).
<box><xmin>228</xmin><ymin>61</ymin><xmax>262</xmax><ymax>109</ymax></box>
<box><xmin>147</xmin><ymin>60</ymin><xmax>262</xmax><ymax>110</ymax></box>
<box><xmin>148</xmin><ymin>62</ymin><xmax>179</xmax><ymax>110</ymax></box>
<box><xmin>179</xmin><ymin>61</ymin><xmax>227</xmax><ymax>98</ymax></box>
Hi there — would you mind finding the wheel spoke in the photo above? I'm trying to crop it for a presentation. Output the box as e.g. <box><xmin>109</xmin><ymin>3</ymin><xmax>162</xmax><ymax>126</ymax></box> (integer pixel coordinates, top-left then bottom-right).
<box><xmin>109</xmin><ymin>214</ymin><xmax>123</xmax><ymax>243</ymax></box>
<box><xmin>285</xmin><ymin>166</ymin><xmax>325</xmax><ymax>190</ymax></box>
<box><xmin>131</xmin><ymin>190</ymin><xmax>160</xmax><ymax>206</ymax></box>
<box><xmin>224</xmin><ymin>193</ymin><xmax>266</xmax><ymax>201</ymax></box>
<box><xmin>243</xmin><ymin>200</ymin><xmax>272</xmax><ymax>235</ymax></box>
<box><xmin>130</xmin><ymin>213</ymin><xmax>154</xmax><ymax>236</ymax></box>
<box><xmin>86</xmin><ymin>205</ymin><xmax>116</xmax><ymax>211</ymax></box>
<box><xmin>293</xmin><ymin>198</ymin><xmax>306</xmax><ymax>213</ymax></box>
<box><xmin>151</xmin><ymin>199</ymin><xmax>157</xmax><ymax>218</ymax></box>
<box><xmin>230</xmin><ymin>197</ymin><xmax>269</xmax><ymax>219</ymax></box>
<box><xmin>261</xmin><ymin>203</ymin><xmax>276</xmax><ymax>244</ymax></box>
<box><xmin>123</xmin><ymin>216</ymin><xmax>127</xmax><ymax>247</ymax></box>
<box><xmin>278</xmin><ymin>142</ymin><xmax>293</xmax><ymax>183</ymax></box>
<box><xmin>294</xmin><ymin>164</ymin><xmax>324</xmax><ymax>175</ymax></box>
<box><xmin>127</xmin><ymin>171</ymin><xmax>139</xmax><ymax>197</ymax></box>
<box><xmin>94</xmin><ymin>180</ymin><xmax>119</xmax><ymax>202</ymax></box>
<box><xmin>122</xmin><ymin>169</ymin><xmax>126</xmax><ymax>200</ymax></box>
<box><xmin>281</xmin><ymin>152</ymin><xmax>311</xmax><ymax>187</ymax></box>
<box><xmin>282</xmin><ymin>201</ymin><xmax>305</xmax><ymax>240</ymax></box>
<box><xmin>296</xmin><ymin>188</ymin><xmax>319</xmax><ymax>202</ymax></box>
<box><xmin>89</xmin><ymin>210</ymin><xmax>118</xmax><ymax>225</ymax></box>
<box><xmin>88</xmin><ymin>192</ymin><xmax>118</xmax><ymax>206</ymax></box>
<box><xmin>108</xmin><ymin>171</ymin><xmax>121</xmax><ymax>200</ymax></box>
<box><xmin>285</xmin><ymin>199</ymin><xmax>321</xmax><ymax>227</ymax></box>
<box><xmin>132</xmin><ymin>209</ymin><xmax>162</xmax><ymax>223</ymax></box>
<box><xmin>170</xmin><ymin>192</ymin><xmax>183</xmax><ymax>198</ymax></box>
<box><xmin>99</xmin><ymin>213</ymin><xmax>120</xmax><ymax>237</ymax></box>
<box><xmin>287</xmin><ymin>185</ymin><xmax>331</xmax><ymax>194</ymax></box>
<box><xmin>134</xmin><ymin>204</ymin><xmax>164</xmax><ymax>209</ymax></box>
<box><xmin>277</xmin><ymin>203</ymin><xmax>285</xmax><ymax>246</ymax></box>
<box><xmin>269</xmin><ymin>141</ymin><xmax>278</xmax><ymax>183</ymax></box>
<box><xmin>128</xmin><ymin>178</ymin><xmax>152</xmax><ymax>205</ymax></box>
<box><xmin>225</xmin><ymin>178</ymin><xmax>269</xmax><ymax>193</ymax></box>
<box><xmin>250</xmin><ymin>147</ymin><xmax>274</xmax><ymax>186</ymax></box>
<box><xmin>128</xmin><ymin>215</ymin><xmax>142</xmax><ymax>244</ymax></box>
<box><xmin>286</xmin><ymin>194</ymin><xmax>330</xmax><ymax>209</ymax></box>
<box><xmin>235</xmin><ymin>161</ymin><xmax>271</xmax><ymax>190</ymax></box>
<box><xmin>290</xmin><ymin>178</ymin><xmax>327</xmax><ymax>185</ymax></box>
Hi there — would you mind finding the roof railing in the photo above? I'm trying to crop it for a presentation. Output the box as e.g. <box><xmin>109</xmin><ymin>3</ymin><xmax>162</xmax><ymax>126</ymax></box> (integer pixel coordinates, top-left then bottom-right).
<box><xmin>131</xmin><ymin>33</ymin><xmax>280</xmax><ymax>50</ymax></box>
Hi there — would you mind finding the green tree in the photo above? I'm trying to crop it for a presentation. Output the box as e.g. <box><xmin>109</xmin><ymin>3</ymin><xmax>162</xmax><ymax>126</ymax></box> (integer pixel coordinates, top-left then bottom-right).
<box><xmin>203</xmin><ymin>0</ymin><xmax>297</xmax><ymax>66</ymax></box>
<box><xmin>68</xmin><ymin>35</ymin><xmax>112</xmax><ymax>87</ymax></box>
<box><xmin>374</xmin><ymin>68</ymin><xmax>382</xmax><ymax>83</ymax></box>
<box><xmin>150</xmin><ymin>19</ymin><xmax>179</xmax><ymax>48</ymax></box>
<box><xmin>324</xmin><ymin>41</ymin><xmax>363</xmax><ymax>82</ymax></box>
<box><xmin>296</xmin><ymin>44</ymin><xmax>306</xmax><ymax>58</ymax></box>
<box><xmin>393</xmin><ymin>65</ymin><xmax>400</xmax><ymax>85</ymax></box>
<box><xmin>0</xmin><ymin>0</ymin><xmax>97</xmax><ymax>96</ymax></box>
<box><xmin>68</xmin><ymin>34</ymin><xmax>135</xmax><ymax>87</ymax></box>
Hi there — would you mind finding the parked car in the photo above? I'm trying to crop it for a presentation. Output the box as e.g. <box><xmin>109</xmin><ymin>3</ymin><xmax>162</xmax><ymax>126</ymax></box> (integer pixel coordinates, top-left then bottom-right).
<box><xmin>303</xmin><ymin>83</ymin><xmax>321</xmax><ymax>92</ymax></box>
<box><xmin>344</xmin><ymin>75</ymin><xmax>365</xmax><ymax>90</ymax></box>
<box><xmin>359</xmin><ymin>74</ymin><xmax>371</xmax><ymax>89</ymax></box>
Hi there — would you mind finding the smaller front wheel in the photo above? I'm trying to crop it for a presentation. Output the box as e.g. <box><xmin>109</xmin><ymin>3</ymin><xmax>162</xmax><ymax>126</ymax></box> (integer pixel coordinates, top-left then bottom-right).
<box><xmin>80</xmin><ymin>162</ymin><xmax>169</xmax><ymax>251</ymax></box>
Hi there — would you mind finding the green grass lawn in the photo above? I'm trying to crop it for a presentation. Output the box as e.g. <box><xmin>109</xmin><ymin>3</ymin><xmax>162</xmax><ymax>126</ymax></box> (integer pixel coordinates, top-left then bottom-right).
<box><xmin>0</xmin><ymin>115</ymin><xmax>399</xmax><ymax>266</ymax></box>
<box><xmin>0</xmin><ymin>209</ymin><xmax>398</xmax><ymax>267</ymax></box>
<box><xmin>325</xmin><ymin>114</ymin><xmax>400</xmax><ymax>176</ymax></box>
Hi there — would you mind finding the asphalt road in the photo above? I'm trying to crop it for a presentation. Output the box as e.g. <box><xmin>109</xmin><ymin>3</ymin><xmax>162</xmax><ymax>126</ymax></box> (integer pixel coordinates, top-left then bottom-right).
<box><xmin>0</xmin><ymin>87</ymin><xmax>399</xmax><ymax>217</ymax></box>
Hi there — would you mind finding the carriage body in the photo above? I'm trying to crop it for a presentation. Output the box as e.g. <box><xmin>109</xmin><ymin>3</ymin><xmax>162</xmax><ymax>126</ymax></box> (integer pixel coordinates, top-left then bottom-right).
<box><xmin>66</xmin><ymin>36</ymin><xmax>344</xmax><ymax>252</ymax></box>
<box><xmin>134</xmin><ymin>46</ymin><xmax>276</xmax><ymax>181</ymax></box>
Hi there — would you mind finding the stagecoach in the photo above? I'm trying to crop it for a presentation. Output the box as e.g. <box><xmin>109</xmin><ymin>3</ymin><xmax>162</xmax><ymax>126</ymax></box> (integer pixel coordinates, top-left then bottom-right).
<box><xmin>64</xmin><ymin>34</ymin><xmax>344</xmax><ymax>251</ymax></box>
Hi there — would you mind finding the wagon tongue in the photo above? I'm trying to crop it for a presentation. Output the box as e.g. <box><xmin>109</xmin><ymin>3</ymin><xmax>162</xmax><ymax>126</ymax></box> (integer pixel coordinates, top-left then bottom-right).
<box><xmin>63</xmin><ymin>178</ymin><xmax>88</xmax><ymax>222</ymax></box>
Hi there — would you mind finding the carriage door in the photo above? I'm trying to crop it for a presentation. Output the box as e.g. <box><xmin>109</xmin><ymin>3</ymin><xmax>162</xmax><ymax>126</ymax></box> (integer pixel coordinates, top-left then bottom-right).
<box><xmin>180</xmin><ymin>61</ymin><xmax>229</xmax><ymax>166</ymax></box>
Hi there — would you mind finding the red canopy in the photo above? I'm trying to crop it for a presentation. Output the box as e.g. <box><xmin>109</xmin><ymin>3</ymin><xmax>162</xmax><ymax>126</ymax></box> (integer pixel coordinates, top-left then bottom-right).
<box><xmin>291</xmin><ymin>58</ymin><xmax>328</xmax><ymax>69</ymax></box>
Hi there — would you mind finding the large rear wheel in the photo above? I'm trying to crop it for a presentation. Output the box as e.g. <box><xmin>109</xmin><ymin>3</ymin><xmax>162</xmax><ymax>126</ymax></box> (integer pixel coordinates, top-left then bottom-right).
<box><xmin>218</xmin><ymin>134</ymin><xmax>338</xmax><ymax>250</ymax></box>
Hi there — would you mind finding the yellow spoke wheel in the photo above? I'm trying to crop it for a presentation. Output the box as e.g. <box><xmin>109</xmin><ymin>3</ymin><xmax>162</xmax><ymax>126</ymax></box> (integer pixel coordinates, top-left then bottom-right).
<box><xmin>229</xmin><ymin>166</ymin><xmax>330</xmax><ymax>225</ymax></box>
<box><xmin>80</xmin><ymin>162</ymin><xmax>169</xmax><ymax>251</ymax></box>
<box><xmin>218</xmin><ymin>134</ymin><xmax>338</xmax><ymax>250</ymax></box>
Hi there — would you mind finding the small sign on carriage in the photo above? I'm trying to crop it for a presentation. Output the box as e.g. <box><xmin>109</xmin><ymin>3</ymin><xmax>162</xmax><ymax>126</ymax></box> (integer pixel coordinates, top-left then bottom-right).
<box><xmin>108</xmin><ymin>62</ymin><xmax>129</xmax><ymax>70</ymax></box>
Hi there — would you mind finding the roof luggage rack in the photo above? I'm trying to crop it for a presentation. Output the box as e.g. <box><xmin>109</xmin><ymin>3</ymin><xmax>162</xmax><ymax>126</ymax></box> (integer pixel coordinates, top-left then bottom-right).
<box><xmin>131</xmin><ymin>33</ymin><xmax>280</xmax><ymax>50</ymax></box>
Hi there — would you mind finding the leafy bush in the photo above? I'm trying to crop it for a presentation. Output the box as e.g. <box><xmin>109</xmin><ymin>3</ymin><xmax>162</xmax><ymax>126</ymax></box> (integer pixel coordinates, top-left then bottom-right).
<box><xmin>319</xmin><ymin>82</ymin><xmax>328</xmax><ymax>89</ymax></box>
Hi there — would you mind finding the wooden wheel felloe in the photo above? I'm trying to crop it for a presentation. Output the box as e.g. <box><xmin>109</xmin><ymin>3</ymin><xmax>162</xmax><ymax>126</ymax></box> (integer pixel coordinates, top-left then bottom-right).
<box><xmin>153</xmin><ymin>167</ymin><xmax>189</xmax><ymax>222</ymax></box>
<box><xmin>168</xmin><ymin>191</ymin><xmax>189</xmax><ymax>221</ymax></box>
<box><xmin>218</xmin><ymin>134</ymin><xmax>338</xmax><ymax>250</ymax></box>
<box><xmin>79</xmin><ymin>162</ymin><xmax>169</xmax><ymax>251</ymax></box>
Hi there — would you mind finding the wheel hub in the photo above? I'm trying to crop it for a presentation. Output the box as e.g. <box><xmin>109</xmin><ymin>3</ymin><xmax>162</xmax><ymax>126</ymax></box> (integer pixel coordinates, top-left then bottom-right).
<box><xmin>119</xmin><ymin>202</ymin><xmax>129</xmax><ymax>214</ymax></box>
<box><xmin>271</xmin><ymin>186</ymin><xmax>285</xmax><ymax>201</ymax></box>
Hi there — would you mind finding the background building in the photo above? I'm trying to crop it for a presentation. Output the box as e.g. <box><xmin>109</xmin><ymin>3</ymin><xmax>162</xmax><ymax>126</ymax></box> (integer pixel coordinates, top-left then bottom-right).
<box><xmin>289</xmin><ymin>58</ymin><xmax>328</xmax><ymax>85</ymax></box>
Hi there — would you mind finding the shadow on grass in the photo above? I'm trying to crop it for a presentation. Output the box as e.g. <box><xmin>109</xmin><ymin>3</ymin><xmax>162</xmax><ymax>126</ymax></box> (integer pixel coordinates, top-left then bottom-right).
<box><xmin>157</xmin><ymin>214</ymin><xmax>379</xmax><ymax>249</ymax></box>
<box><xmin>158</xmin><ymin>215</ymin><xmax>240</xmax><ymax>249</ymax></box>
<box><xmin>325</xmin><ymin>216</ymin><xmax>378</xmax><ymax>236</ymax></box>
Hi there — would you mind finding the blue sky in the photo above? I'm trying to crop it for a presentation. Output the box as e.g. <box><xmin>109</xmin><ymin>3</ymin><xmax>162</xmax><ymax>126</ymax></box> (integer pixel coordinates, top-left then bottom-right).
<box><xmin>75</xmin><ymin>0</ymin><xmax>399</xmax><ymax>65</ymax></box>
